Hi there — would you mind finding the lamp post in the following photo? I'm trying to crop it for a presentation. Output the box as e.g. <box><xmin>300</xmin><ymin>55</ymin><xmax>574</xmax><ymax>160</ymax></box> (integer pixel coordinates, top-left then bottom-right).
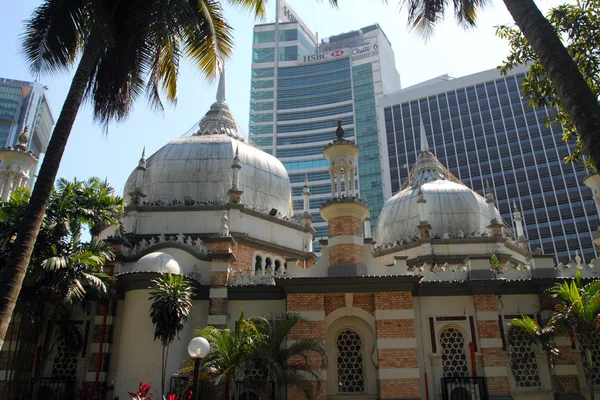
<box><xmin>188</xmin><ymin>337</ymin><xmax>210</xmax><ymax>400</ymax></box>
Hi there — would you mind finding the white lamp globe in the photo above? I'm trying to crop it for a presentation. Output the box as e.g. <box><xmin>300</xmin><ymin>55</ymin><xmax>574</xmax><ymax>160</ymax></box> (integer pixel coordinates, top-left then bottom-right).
<box><xmin>188</xmin><ymin>337</ymin><xmax>210</xmax><ymax>359</ymax></box>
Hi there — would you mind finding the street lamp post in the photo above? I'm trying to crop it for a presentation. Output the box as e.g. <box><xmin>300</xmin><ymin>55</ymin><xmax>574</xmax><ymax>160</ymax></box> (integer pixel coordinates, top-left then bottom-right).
<box><xmin>188</xmin><ymin>337</ymin><xmax>210</xmax><ymax>400</ymax></box>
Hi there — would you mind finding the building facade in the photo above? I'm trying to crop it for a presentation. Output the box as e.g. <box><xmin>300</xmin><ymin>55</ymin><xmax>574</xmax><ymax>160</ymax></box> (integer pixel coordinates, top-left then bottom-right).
<box><xmin>379</xmin><ymin>67</ymin><xmax>599</xmax><ymax>264</ymax></box>
<box><xmin>249</xmin><ymin>0</ymin><xmax>401</xmax><ymax>245</ymax></box>
<box><xmin>2</xmin><ymin>71</ymin><xmax>599</xmax><ymax>400</ymax></box>
<box><xmin>0</xmin><ymin>78</ymin><xmax>53</xmax><ymax>157</ymax></box>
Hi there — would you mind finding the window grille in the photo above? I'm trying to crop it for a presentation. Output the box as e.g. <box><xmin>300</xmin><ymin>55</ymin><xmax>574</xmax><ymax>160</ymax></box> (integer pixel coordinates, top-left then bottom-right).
<box><xmin>509</xmin><ymin>328</ymin><xmax>541</xmax><ymax>387</ymax></box>
<box><xmin>440</xmin><ymin>327</ymin><xmax>468</xmax><ymax>377</ymax></box>
<box><xmin>336</xmin><ymin>329</ymin><xmax>364</xmax><ymax>393</ymax></box>
<box><xmin>51</xmin><ymin>337</ymin><xmax>78</xmax><ymax>379</ymax></box>
<box><xmin>582</xmin><ymin>333</ymin><xmax>600</xmax><ymax>385</ymax></box>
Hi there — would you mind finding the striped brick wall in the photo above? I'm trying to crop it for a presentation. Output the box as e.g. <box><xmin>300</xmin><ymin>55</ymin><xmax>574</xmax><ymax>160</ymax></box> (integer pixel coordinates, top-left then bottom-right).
<box><xmin>473</xmin><ymin>294</ymin><xmax>510</xmax><ymax>396</ymax></box>
<box><xmin>375</xmin><ymin>292</ymin><xmax>420</xmax><ymax>399</ymax></box>
<box><xmin>287</xmin><ymin>294</ymin><xmax>326</xmax><ymax>400</ymax></box>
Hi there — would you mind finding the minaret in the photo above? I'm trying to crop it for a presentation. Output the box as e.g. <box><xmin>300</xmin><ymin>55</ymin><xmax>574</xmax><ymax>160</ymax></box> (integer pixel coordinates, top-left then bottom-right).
<box><xmin>513</xmin><ymin>200</ymin><xmax>529</xmax><ymax>249</ymax></box>
<box><xmin>128</xmin><ymin>147</ymin><xmax>147</xmax><ymax>205</ymax></box>
<box><xmin>302</xmin><ymin>173</ymin><xmax>313</xmax><ymax>228</ymax></box>
<box><xmin>321</xmin><ymin>121</ymin><xmax>369</xmax><ymax>277</ymax></box>
<box><xmin>0</xmin><ymin>127</ymin><xmax>38</xmax><ymax>201</ymax></box>
<box><xmin>227</xmin><ymin>146</ymin><xmax>243</xmax><ymax>203</ymax></box>
<box><xmin>485</xmin><ymin>181</ymin><xmax>504</xmax><ymax>237</ymax></box>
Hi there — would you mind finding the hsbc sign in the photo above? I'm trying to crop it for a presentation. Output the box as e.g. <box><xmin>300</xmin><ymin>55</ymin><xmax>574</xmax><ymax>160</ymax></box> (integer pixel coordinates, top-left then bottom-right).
<box><xmin>302</xmin><ymin>49</ymin><xmax>345</xmax><ymax>62</ymax></box>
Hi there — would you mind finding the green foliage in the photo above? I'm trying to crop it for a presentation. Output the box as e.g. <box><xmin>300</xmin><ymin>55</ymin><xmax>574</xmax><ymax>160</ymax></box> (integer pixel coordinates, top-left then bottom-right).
<box><xmin>497</xmin><ymin>0</ymin><xmax>600</xmax><ymax>169</ymax></box>
<box><xmin>149</xmin><ymin>273</ymin><xmax>195</xmax><ymax>395</ymax></box>
<box><xmin>549</xmin><ymin>271</ymin><xmax>600</xmax><ymax>335</ymax></box>
<box><xmin>490</xmin><ymin>253</ymin><xmax>501</xmax><ymax>273</ymax></box>
<box><xmin>193</xmin><ymin>311</ymin><xmax>258</xmax><ymax>394</ymax></box>
<box><xmin>188</xmin><ymin>311</ymin><xmax>325</xmax><ymax>399</ymax></box>
<box><xmin>400</xmin><ymin>0</ymin><xmax>491</xmax><ymax>38</ymax></box>
<box><xmin>149</xmin><ymin>273</ymin><xmax>195</xmax><ymax>347</ymax></box>
<box><xmin>21</xmin><ymin>0</ymin><xmax>271</xmax><ymax>126</ymax></box>
<box><xmin>0</xmin><ymin>178</ymin><xmax>123</xmax><ymax>318</ymax></box>
<box><xmin>249</xmin><ymin>313</ymin><xmax>327</xmax><ymax>399</ymax></box>
<box><xmin>508</xmin><ymin>315</ymin><xmax>559</xmax><ymax>366</ymax></box>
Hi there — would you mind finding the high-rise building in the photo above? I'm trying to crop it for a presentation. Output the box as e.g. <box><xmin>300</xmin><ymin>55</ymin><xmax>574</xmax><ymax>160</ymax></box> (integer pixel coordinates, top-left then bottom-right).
<box><xmin>379</xmin><ymin>66</ymin><xmax>598</xmax><ymax>263</ymax></box>
<box><xmin>0</xmin><ymin>78</ymin><xmax>54</xmax><ymax>157</ymax></box>
<box><xmin>249</xmin><ymin>0</ymin><xmax>401</xmax><ymax>245</ymax></box>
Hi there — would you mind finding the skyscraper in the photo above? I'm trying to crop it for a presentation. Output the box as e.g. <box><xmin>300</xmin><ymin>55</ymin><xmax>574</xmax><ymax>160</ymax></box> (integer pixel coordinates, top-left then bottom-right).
<box><xmin>379</xmin><ymin>66</ymin><xmax>598</xmax><ymax>263</ymax></box>
<box><xmin>0</xmin><ymin>78</ymin><xmax>54</xmax><ymax>156</ymax></box>
<box><xmin>249</xmin><ymin>0</ymin><xmax>401</xmax><ymax>245</ymax></box>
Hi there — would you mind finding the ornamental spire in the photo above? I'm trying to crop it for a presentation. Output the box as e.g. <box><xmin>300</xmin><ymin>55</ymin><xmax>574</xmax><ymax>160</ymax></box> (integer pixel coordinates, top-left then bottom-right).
<box><xmin>216</xmin><ymin>66</ymin><xmax>226</xmax><ymax>103</ymax></box>
<box><xmin>420</xmin><ymin>118</ymin><xmax>429</xmax><ymax>152</ymax></box>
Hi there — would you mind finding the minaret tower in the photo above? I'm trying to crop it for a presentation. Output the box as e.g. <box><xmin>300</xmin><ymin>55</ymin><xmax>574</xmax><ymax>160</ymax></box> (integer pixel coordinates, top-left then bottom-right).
<box><xmin>0</xmin><ymin>127</ymin><xmax>39</xmax><ymax>201</ymax></box>
<box><xmin>320</xmin><ymin>121</ymin><xmax>369</xmax><ymax>277</ymax></box>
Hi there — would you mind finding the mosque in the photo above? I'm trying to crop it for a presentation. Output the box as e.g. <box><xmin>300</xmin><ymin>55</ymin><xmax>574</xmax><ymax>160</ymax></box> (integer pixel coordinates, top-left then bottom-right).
<box><xmin>2</xmin><ymin>74</ymin><xmax>600</xmax><ymax>400</ymax></box>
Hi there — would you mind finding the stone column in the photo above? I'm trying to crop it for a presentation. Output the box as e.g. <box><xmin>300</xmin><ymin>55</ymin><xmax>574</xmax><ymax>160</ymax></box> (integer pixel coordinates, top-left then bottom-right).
<box><xmin>473</xmin><ymin>294</ymin><xmax>510</xmax><ymax>397</ymax></box>
<box><xmin>336</xmin><ymin>166</ymin><xmax>343</xmax><ymax>198</ymax></box>
<box><xmin>375</xmin><ymin>292</ymin><xmax>421</xmax><ymax>399</ymax></box>
<box><xmin>329</xmin><ymin>167</ymin><xmax>336</xmax><ymax>198</ymax></box>
<box><xmin>1</xmin><ymin>171</ymin><xmax>14</xmax><ymax>201</ymax></box>
<box><xmin>350</xmin><ymin>167</ymin><xmax>356</xmax><ymax>197</ymax></box>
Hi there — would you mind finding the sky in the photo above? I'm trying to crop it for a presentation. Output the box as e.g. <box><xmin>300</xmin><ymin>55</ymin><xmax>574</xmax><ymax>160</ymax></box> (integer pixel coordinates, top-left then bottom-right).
<box><xmin>0</xmin><ymin>0</ymin><xmax>571</xmax><ymax>198</ymax></box>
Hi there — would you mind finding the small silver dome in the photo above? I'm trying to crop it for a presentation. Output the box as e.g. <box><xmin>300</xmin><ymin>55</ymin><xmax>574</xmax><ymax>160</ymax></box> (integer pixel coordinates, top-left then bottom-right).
<box><xmin>132</xmin><ymin>252</ymin><xmax>181</xmax><ymax>274</ymax></box>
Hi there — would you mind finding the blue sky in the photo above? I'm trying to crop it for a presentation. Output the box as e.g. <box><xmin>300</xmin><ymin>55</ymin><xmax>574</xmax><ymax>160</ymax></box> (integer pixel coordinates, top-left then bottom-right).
<box><xmin>0</xmin><ymin>0</ymin><xmax>567</xmax><ymax>198</ymax></box>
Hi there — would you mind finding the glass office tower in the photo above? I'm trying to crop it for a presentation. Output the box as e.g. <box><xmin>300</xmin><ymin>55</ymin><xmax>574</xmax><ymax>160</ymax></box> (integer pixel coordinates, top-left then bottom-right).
<box><xmin>249</xmin><ymin>0</ymin><xmax>401</xmax><ymax>245</ymax></box>
<box><xmin>0</xmin><ymin>78</ymin><xmax>54</xmax><ymax>156</ymax></box>
<box><xmin>379</xmin><ymin>67</ymin><xmax>598</xmax><ymax>263</ymax></box>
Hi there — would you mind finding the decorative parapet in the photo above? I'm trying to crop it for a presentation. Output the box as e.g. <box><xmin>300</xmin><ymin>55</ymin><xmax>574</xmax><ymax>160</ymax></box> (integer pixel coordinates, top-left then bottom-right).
<box><xmin>112</xmin><ymin>233</ymin><xmax>209</xmax><ymax>258</ymax></box>
<box><xmin>228</xmin><ymin>264</ymin><xmax>286</xmax><ymax>286</ymax></box>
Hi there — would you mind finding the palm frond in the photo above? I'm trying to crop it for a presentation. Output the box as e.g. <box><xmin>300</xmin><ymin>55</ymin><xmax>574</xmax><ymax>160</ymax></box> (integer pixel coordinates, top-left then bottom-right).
<box><xmin>20</xmin><ymin>0</ymin><xmax>88</xmax><ymax>75</ymax></box>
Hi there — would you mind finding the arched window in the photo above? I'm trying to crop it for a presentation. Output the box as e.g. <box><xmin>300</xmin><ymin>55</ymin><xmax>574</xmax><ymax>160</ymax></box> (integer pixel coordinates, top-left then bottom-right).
<box><xmin>265</xmin><ymin>257</ymin><xmax>272</xmax><ymax>270</ymax></box>
<box><xmin>509</xmin><ymin>328</ymin><xmax>541</xmax><ymax>387</ymax></box>
<box><xmin>440</xmin><ymin>327</ymin><xmax>468</xmax><ymax>378</ymax></box>
<box><xmin>274</xmin><ymin>260</ymin><xmax>281</xmax><ymax>272</ymax></box>
<box><xmin>336</xmin><ymin>329</ymin><xmax>364</xmax><ymax>393</ymax></box>
<box><xmin>254</xmin><ymin>255</ymin><xmax>262</xmax><ymax>272</ymax></box>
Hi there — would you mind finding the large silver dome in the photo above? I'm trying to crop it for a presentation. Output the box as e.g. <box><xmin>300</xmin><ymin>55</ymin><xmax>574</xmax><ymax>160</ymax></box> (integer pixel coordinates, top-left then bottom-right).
<box><xmin>374</xmin><ymin>127</ymin><xmax>503</xmax><ymax>244</ymax></box>
<box><xmin>124</xmin><ymin>73</ymin><xmax>293</xmax><ymax>216</ymax></box>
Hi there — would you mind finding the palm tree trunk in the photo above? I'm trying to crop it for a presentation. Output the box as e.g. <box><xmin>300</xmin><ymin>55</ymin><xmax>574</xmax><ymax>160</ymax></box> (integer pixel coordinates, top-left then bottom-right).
<box><xmin>0</xmin><ymin>44</ymin><xmax>99</xmax><ymax>350</ymax></box>
<box><xmin>502</xmin><ymin>0</ymin><xmax>600</xmax><ymax>169</ymax></box>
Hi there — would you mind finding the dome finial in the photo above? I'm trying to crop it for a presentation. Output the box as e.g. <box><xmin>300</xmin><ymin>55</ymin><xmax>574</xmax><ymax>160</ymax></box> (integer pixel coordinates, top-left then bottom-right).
<box><xmin>16</xmin><ymin>126</ymin><xmax>29</xmax><ymax>151</ymax></box>
<box><xmin>485</xmin><ymin>180</ymin><xmax>495</xmax><ymax>202</ymax></box>
<box><xmin>138</xmin><ymin>146</ymin><xmax>147</xmax><ymax>169</ymax></box>
<box><xmin>336</xmin><ymin>120</ymin><xmax>345</xmax><ymax>139</ymax></box>
<box><xmin>420</xmin><ymin>118</ymin><xmax>429</xmax><ymax>152</ymax></box>
<box><xmin>216</xmin><ymin>66</ymin><xmax>226</xmax><ymax>103</ymax></box>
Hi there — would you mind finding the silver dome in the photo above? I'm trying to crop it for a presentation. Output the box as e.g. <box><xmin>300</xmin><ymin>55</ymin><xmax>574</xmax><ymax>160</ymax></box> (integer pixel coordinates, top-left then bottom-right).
<box><xmin>124</xmin><ymin>135</ymin><xmax>292</xmax><ymax>215</ymax></box>
<box><xmin>124</xmin><ymin>72</ymin><xmax>293</xmax><ymax>216</ymax></box>
<box><xmin>374</xmin><ymin>126</ymin><xmax>503</xmax><ymax>244</ymax></box>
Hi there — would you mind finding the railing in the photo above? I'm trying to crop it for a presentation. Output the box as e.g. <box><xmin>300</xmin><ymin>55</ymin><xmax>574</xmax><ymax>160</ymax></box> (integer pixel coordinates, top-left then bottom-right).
<box><xmin>170</xmin><ymin>376</ymin><xmax>191</xmax><ymax>399</ymax></box>
<box><xmin>29</xmin><ymin>378</ymin><xmax>76</xmax><ymax>400</ymax></box>
<box><xmin>235</xmin><ymin>381</ymin><xmax>276</xmax><ymax>400</ymax></box>
<box><xmin>441</xmin><ymin>376</ymin><xmax>488</xmax><ymax>400</ymax></box>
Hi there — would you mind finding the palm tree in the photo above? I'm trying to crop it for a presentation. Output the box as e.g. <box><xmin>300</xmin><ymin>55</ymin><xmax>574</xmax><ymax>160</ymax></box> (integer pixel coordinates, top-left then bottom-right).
<box><xmin>194</xmin><ymin>311</ymin><xmax>259</xmax><ymax>399</ymax></box>
<box><xmin>149</xmin><ymin>273</ymin><xmax>195</xmax><ymax>396</ymax></box>
<box><xmin>0</xmin><ymin>179</ymin><xmax>122</xmax><ymax>398</ymax></box>
<box><xmin>249</xmin><ymin>313</ymin><xmax>327</xmax><ymax>399</ymax></box>
<box><xmin>401</xmin><ymin>0</ymin><xmax>600</xmax><ymax>169</ymax></box>
<box><xmin>0</xmin><ymin>0</ymin><xmax>270</xmax><ymax>349</ymax></box>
